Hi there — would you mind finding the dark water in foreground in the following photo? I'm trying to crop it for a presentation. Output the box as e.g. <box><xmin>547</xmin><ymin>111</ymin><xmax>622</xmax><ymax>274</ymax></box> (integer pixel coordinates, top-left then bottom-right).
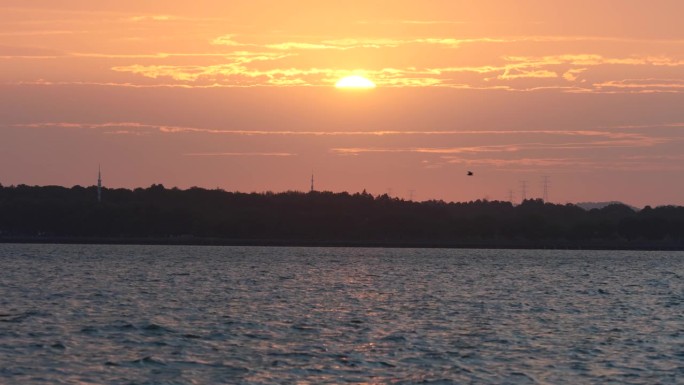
<box><xmin>0</xmin><ymin>245</ymin><xmax>682</xmax><ymax>384</ymax></box>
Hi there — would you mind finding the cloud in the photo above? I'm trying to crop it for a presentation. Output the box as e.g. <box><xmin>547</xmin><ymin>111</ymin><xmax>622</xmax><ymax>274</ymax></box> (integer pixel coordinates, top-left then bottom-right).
<box><xmin>0</xmin><ymin>45</ymin><xmax>65</xmax><ymax>60</ymax></box>
<box><xmin>126</xmin><ymin>15</ymin><xmax>178</xmax><ymax>22</ymax></box>
<box><xmin>594</xmin><ymin>79</ymin><xmax>684</xmax><ymax>92</ymax></box>
<box><xmin>183</xmin><ymin>152</ymin><xmax>296</xmax><ymax>157</ymax></box>
<box><xmin>16</xmin><ymin>122</ymin><xmax>668</xmax><ymax>142</ymax></box>
<box><xmin>562</xmin><ymin>68</ymin><xmax>587</xmax><ymax>82</ymax></box>
<box><xmin>0</xmin><ymin>30</ymin><xmax>78</xmax><ymax>37</ymax></box>
<box><xmin>266</xmin><ymin>42</ymin><xmax>343</xmax><ymax>50</ymax></box>
<box><xmin>6</xmin><ymin>79</ymin><xmax>232</xmax><ymax>88</ymax></box>
<box><xmin>443</xmin><ymin>156</ymin><xmax>592</xmax><ymax>167</ymax></box>
<box><xmin>331</xmin><ymin>145</ymin><xmax>522</xmax><ymax>155</ymax></box>
<box><xmin>503</xmin><ymin>54</ymin><xmax>684</xmax><ymax>67</ymax></box>
<box><xmin>330</xmin><ymin>134</ymin><xmax>669</xmax><ymax>155</ymax></box>
<box><xmin>7</xmin><ymin>26</ymin><xmax>683</xmax><ymax>92</ymax></box>
<box><xmin>3</xmin><ymin>3</ymin><xmax>683</xmax><ymax>93</ymax></box>
<box><xmin>440</xmin><ymin>156</ymin><xmax>684</xmax><ymax>172</ymax></box>
<box><xmin>213</xmin><ymin>35</ymin><xmax>509</xmax><ymax>51</ymax></box>
<box><xmin>71</xmin><ymin>52</ymin><xmax>254</xmax><ymax>59</ymax></box>
<box><xmin>211</xmin><ymin>35</ymin><xmax>247</xmax><ymax>47</ymax></box>
<box><xmin>356</xmin><ymin>19</ymin><xmax>467</xmax><ymax>25</ymax></box>
<box><xmin>498</xmin><ymin>68</ymin><xmax>558</xmax><ymax>80</ymax></box>
<box><xmin>110</xmin><ymin>50</ymin><xmax>296</xmax><ymax>83</ymax></box>
<box><xmin>106</xmin><ymin>45</ymin><xmax>684</xmax><ymax>90</ymax></box>
<box><xmin>102</xmin><ymin>130</ymin><xmax>150</xmax><ymax>136</ymax></box>
<box><xmin>602</xmin><ymin>122</ymin><xmax>684</xmax><ymax>130</ymax></box>
<box><xmin>110</xmin><ymin>63</ymin><xmax>364</xmax><ymax>86</ymax></box>
<box><xmin>14</xmin><ymin>121</ymin><xmax>682</xmax><ymax>173</ymax></box>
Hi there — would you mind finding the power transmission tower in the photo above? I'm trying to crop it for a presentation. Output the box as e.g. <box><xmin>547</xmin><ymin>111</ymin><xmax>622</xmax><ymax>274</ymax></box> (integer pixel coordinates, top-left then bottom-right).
<box><xmin>542</xmin><ymin>176</ymin><xmax>550</xmax><ymax>202</ymax></box>
<box><xmin>408</xmin><ymin>189</ymin><xmax>415</xmax><ymax>201</ymax></box>
<box><xmin>508</xmin><ymin>189</ymin><xmax>515</xmax><ymax>204</ymax></box>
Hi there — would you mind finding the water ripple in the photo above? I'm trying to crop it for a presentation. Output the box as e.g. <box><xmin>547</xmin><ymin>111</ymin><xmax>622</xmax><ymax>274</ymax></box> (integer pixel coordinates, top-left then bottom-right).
<box><xmin>0</xmin><ymin>244</ymin><xmax>682</xmax><ymax>384</ymax></box>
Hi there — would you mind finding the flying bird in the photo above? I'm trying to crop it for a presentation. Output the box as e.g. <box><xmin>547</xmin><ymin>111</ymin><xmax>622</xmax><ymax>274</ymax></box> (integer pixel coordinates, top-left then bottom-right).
<box><xmin>467</xmin><ymin>171</ymin><xmax>474</xmax><ymax>176</ymax></box>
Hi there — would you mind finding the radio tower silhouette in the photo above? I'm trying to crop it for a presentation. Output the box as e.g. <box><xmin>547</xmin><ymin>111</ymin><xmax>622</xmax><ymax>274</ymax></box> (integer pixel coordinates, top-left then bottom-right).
<box><xmin>542</xmin><ymin>176</ymin><xmax>550</xmax><ymax>202</ymax></box>
<box><xmin>520</xmin><ymin>180</ymin><xmax>528</xmax><ymax>203</ymax></box>
<box><xmin>97</xmin><ymin>164</ymin><xmax>102</xmax><ymax>203</ymax></box>
<box><xmin>310</xmin><ymin>171</ymin><xmax>314</xmax><ymax>192</ymax></box>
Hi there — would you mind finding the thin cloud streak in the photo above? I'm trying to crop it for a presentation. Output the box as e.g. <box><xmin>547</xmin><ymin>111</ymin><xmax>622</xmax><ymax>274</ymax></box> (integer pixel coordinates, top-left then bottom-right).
<box><xmin>356</xmin><ymin>19</ymin><xmax>468</xmax><ymax>25</ymax></box>
<box><xmin>595</xmin><ymin>79</ymin><xmax>684</xmax><ymax>90</ymax></box>
<box><xmin>330</xmin><ymin>137</ymin><xmax>669</xmax><ymax>155</ymax></box>
<box><xmin>601</xmin><ymin>122</ymin><xmax>684</xmax><ymax>130</ymax></box>
<box><xmin>0</xmin><ymin>55</ymin><xmax>59</xmax><ymax>59</ymax></box>
<box><xmin>4</xmin><ymin>80</ymin><xmax>260</xmax><ymax>88</ymax></box>
<box><xmin>0</xmin><ymin>30</ymin><xmax>78</xmax><ymax>36</ymax></box>
<box><xmin>213</xmin><ymin>34</ymin><xmax>684</xmax><ymax>51</ymax></box>
<box><xmin>14</xmin><ymin>122</ymin><xmax>666</xmax><ymax>142</ymax></box>
<box><xmin>71</xmin><ymin>52</ymin><xmax>279</xmax><ymax>59</ymax></box>
<box><xmin>443</xmin><ymin>156</ymin><xmax>684</xmax><ymax>172</ymax></box>
<box><xmin>184</xmin><ymin>152</ymin><xmax>296</xmax><ymax>157</ymax></box>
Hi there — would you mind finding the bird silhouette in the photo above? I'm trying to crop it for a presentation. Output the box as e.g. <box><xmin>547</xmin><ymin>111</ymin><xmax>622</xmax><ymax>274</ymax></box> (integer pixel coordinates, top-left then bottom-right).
<box><xmin>467</xmin><ymin>171</ymin><xmax>474</xmax><ymax>176</ymax></box>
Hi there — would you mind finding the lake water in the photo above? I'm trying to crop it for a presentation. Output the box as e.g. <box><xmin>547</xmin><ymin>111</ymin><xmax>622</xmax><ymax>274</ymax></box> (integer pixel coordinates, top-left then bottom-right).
<box><xmin>0</xmin><ymin>244</ymin><xmax>682</xmax><ymax>384</ymax></box>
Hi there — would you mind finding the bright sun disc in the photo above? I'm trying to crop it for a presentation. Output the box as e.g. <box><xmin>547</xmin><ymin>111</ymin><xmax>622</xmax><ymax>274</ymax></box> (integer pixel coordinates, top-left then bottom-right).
<box><xmin>335</xmin><ymin>75</ymin><xmax>376</xmax><ymax>89</ymax></box>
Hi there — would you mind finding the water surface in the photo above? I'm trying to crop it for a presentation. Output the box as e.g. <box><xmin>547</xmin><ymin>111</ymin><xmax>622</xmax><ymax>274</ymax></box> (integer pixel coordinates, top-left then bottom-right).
<box><xmin>1</xmin><ymin>244</ymin><xmax>682</xmax><ymax>384</ymax></box>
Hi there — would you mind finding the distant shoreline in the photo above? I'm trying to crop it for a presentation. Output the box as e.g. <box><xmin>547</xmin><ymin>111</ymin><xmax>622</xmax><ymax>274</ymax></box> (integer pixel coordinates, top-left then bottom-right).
<box><xmin>3</xmin><ymin>186</ymin><xmax>684</xmax><ymax>251</ymax></box>
<box><xmin>2</xmin><ymin>236</ymin><xmax>683</xmax><ymax>251</ymax></box>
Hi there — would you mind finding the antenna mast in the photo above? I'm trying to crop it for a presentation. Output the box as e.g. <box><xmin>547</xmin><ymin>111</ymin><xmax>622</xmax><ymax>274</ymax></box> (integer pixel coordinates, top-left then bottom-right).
<box><xmin>520</xmin><ymin>180</ymin><xmax>528</xmax><ymax>203</ymax></box>
<box><xmin>97</xmin><ymin>165</ymin><xmax>102</xmax><ymax>203</ymax></box>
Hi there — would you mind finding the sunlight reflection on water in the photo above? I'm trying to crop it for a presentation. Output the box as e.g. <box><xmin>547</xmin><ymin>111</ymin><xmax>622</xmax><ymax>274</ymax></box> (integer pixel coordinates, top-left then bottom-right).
<box><xmin>1</xmin><ymin>244</ymin><xmax>682</xmax><ymax>384</ymax></box>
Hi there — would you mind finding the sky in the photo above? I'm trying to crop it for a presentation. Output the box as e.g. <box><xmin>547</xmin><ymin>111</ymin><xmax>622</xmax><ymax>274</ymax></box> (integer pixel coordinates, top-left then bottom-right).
<box><xmin>1</xmin><ymin>0</ymin><xmax>683</xmax><ymax>207</ymax></box>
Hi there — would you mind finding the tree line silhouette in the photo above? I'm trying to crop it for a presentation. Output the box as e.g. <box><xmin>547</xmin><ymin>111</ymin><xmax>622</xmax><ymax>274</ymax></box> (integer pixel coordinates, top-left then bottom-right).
<box><xmin>1</xmin><ymin>184</ymin><xmax>683</xmax><ymax>248</ymax></box>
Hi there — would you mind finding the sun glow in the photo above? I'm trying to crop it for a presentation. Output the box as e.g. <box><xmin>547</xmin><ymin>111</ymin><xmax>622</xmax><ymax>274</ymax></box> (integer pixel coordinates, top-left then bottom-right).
<box><xmin>335</xmin><ymin>75</ymin><xmax>376</xmax><ymax>89</ymax></box>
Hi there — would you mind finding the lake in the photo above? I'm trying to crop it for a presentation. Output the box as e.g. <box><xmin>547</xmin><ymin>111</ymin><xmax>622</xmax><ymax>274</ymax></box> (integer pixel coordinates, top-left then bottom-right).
<box><xmin>1</xmin><ymin>244</ymin><xmax>682</xmax><ymax>384</ymax></box>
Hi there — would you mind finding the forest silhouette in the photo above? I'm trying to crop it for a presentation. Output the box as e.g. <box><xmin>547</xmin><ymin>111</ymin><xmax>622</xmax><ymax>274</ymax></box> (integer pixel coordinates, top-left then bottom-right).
<box><xmin>1</xmin><ymin>184</ymin><xmax>683</xmax><ymax>249</ymax></box>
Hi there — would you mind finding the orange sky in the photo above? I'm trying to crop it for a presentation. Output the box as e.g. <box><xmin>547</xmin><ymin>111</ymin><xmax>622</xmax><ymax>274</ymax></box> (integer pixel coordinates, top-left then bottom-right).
<box><xmin>1</xmin><ymin>1</ymin><xmax>683</xmax><ymax>206</ymax></box>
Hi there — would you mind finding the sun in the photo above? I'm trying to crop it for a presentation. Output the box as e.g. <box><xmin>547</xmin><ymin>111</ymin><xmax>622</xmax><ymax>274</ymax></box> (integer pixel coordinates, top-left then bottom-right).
<box><xmin>335</xmin><ymin>75</ymin><xmax>376</xmax><ymax>89</ymax></box>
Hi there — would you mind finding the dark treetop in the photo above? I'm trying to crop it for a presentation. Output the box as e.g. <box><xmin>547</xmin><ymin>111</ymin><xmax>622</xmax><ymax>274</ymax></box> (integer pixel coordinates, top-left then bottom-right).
<box><xmin>1</xmin><ymin>184</ymin><xmax>683</xmax><ymax>249</ymax></box>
